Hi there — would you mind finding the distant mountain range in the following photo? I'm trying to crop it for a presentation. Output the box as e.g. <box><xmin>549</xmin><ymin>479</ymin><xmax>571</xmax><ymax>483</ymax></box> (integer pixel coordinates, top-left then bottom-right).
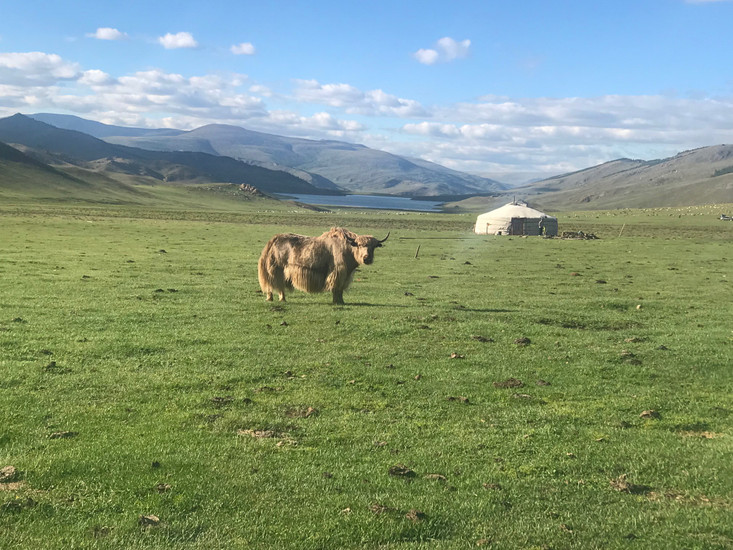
<box><xmin>1</xmin><ymin>112</ymin><xmax>732</xmax><ymax>210</ymax></box>
<box><xmin>512</xmin><ymin>146</ymin><xmax>733</xmax><ymax>209</ymax></box>
<box><xmin>28</xmin><ymin>113</ymin><xmax>506</xmax><ymax>196</ymax></box>
<box><xmin>449</xmin><ymin>146</ymin><xmax>733</xmax><ymax>211</ymax></box>
<box><xmin>0</xmin><ymin>114</ymin><xmax>331</xmax><ymax>196</ymax></box>
<box><xmin>0</xmin><ymin>136</ymin><xmax>156</xmax><ymax>203</ymax></box>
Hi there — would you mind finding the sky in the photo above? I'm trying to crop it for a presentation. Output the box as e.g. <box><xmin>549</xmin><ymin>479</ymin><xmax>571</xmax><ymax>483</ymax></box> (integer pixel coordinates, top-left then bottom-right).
<box><xmin>2</xmin><ymin>0</ymin><xmax>733</xmax><ymax>183</ymax></box>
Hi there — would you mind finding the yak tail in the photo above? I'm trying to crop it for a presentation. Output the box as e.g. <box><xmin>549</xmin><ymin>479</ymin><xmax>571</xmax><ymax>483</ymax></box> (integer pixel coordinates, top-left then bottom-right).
<box><xmin>258</xmin><ymin>240</ymin><xmax>288</xmax><ymax>294</ymax></box>
<box><xmin>257</xmin><ymin>243</ymin><xmax>272</xmax><ymax>294</ymax></box>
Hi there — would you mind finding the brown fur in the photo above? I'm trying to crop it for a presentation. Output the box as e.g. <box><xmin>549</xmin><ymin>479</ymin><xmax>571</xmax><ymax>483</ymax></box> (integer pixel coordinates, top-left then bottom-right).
<box><xmin>258</xmin><ymin>227</ymin><xmax>387</xmax><ymax>304</ymax></box>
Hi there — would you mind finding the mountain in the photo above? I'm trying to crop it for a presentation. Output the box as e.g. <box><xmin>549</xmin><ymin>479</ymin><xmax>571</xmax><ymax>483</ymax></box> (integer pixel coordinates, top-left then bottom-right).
<box><xmin>515</xmin><ymin>146</ymin><xmax>733</xmax><ymax>209</ymax></box>
<box><xmin>447</xmin><ymin>145</ymin><xmax>733</xmax><ymax>212</ymax></box>
<box><xmin>0</xmin><ymin>139</ymin><xmax>152</xmax><ymax>202</ymax></box>
<box><xmin>31</xmin><ymin>113</ymin><xmax>184</xmax><ymax>139</ymax></box>
<box><xmin>29</xmin><ymin>114</ymin><xmax>506</xmax><ymax>197</ymax></box>
<box><xmin>0</xmin><ymin>114</ymin><xmax>331</xmax><ymax>195</ymax></box>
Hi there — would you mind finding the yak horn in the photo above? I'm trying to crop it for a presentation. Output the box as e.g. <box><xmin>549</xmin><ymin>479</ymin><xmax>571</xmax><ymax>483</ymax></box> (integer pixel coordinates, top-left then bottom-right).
<box><xmin>378</xmin><ymin>232</ymin><xmax>390</xmax><ymax>243</ymax></box>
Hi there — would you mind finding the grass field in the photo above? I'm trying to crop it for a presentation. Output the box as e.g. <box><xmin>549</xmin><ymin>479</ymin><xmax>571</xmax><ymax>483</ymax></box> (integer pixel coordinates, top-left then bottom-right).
<box><xmin>1</xmin><ymin>200</ymin><xmax>732</xmax><ymax>549</ymax></box>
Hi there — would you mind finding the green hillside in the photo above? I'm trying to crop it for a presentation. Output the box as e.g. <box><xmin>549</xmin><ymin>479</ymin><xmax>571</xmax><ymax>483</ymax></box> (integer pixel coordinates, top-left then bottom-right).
<box><xmin>0</xmin><ymin>140</ymin><xmax>310</xmax><ymax>211</ymax></box>
<box><xmin>0</xmin><ymin>115</ymin><xmax>335</xmax><ymax>196</ymax></box>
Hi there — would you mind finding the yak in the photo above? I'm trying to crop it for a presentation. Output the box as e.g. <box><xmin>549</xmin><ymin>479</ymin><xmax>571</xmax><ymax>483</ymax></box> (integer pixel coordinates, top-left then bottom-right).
<box><xmin>258</xmin><ymin>227</ymin><xmax>389</xmax><ymax>305</ymax></box>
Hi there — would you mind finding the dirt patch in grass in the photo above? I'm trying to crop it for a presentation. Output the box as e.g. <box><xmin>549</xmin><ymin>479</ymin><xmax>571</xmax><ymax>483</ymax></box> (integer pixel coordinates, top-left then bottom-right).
<box><xmin>0</xmin><ymin>466</ymin><xmax>17</xmax><ymax>483</ymax></box>
<box><xmin>610</xmin><ymin>474</ymin><xmax>651</xmax><ymax>495</ymax></box>
<box><xmin>43</xmin><ymin>361</ymin><xmax>71</xmax><ymax>374</ymax></box>
<box><xmin>648</xmin><ymin>490</ymin><xmax>732</xmax><ymax>508</ymax></box>
<box><xmin>237</xmin><ymin>428</ymin><xmax>297</xmax><ymax>446</ymax></box>
<box><xmin>679</xmin><ymin>431</ymin><xmax>725</xmax><ymax>439</ymax></box>
<box><xmin>424</xmin><ymin>473</ymin><xmax>447</xmax><ymax>482</ymax></box>
<box><xmin>405</xmin><ymin>509</ymin><xmax>426</xmax><ymax>522</ymax></box>
<box><xmin>49</xmin><ymin>431</ymin><xmax>77</xmax><ymax>439</ymax></box>
<box><xmin>369</xmin><ymin>503</ymin><xmax>398</xmax><ymax>515</ymax></box>
<box><xmin>0</xmin><ymin>469</ymin><xmax>25</xmax><ymax>491</ymax></box>
<box><xmin>446</xmin><ymin>396</ymin><xmax>469</xmax><ymax>403</ymax></box>
<box><xmin>210</xmin><ymin>396</ymin><xmax>234</xmax><ymax>407</ymax></box>
<box><xmin>493</xmin><ymin>378</ymin><xmax>523</xmax><ymax>388</ymax></box>
<box><xmin>138</xmin><ymin>515</ymin><xmax>161</xmax><ymax>528</ymax></box>
<box><xmin>369</xmin><ymin>503</ymin><xmax>426</xmax><ymax>522</ymax></box>
<box><xmin>536</xmin><ymin>318</ymin><xmax>640</xmax><ymax>331</ymax></box>
<box><xmin>285</xmin><ymin>406</ymin><xmax>319</xmax><ymax>418</ymax></box>
<box><xmin>238</xmin><ymin>429</ymin><xmax>277</xmax><ymax>438</ymax></box>
<box><xmin>389</xmin><ymin>464</ymin><xmax>416</xmax><ymax>478</ymax></box>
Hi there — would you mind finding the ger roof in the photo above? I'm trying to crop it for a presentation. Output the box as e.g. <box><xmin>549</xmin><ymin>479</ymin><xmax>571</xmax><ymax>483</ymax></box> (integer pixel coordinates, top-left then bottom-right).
<box><xmin>477</xmin><ymin>202</ymin><xmax>555</xmax><ymax>220</ymax></box>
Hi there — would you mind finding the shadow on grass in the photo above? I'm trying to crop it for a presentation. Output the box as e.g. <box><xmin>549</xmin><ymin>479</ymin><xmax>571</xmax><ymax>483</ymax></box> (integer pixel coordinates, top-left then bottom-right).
<box><xmin>342</xmin><ymin>303</ymin><xmax>516</xmax><ymax>313</ymax></box>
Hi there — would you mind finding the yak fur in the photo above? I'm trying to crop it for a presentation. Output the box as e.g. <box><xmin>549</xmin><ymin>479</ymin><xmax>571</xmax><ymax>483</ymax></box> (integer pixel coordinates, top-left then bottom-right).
<box><xmin>258</xmin><ymin>227</ymin><xmax>387</xmax><ymax>304</ymax></box>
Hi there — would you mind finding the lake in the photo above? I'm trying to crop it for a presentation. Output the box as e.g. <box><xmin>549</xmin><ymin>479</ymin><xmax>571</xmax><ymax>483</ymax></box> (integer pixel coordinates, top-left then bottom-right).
<box><xmin>277</xmin><ymin>194</ymin><xmax>443</xmax><ymax>212</ymax></box>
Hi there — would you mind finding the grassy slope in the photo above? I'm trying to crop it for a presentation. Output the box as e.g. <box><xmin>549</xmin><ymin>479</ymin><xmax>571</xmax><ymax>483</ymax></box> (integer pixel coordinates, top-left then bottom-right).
<box><xmin>0</xmin><ymin>203</ymin><xmax>731</xmax><ymax>549</ymax></box>
<box><xmin>0</xmin><ymin>153</ymin><xmax>311</xmax><ymax>212</ymax></box>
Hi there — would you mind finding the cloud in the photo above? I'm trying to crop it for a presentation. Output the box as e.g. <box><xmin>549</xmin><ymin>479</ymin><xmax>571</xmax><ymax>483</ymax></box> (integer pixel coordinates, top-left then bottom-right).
<box><xmin>413</xmin><ymin>37</ymin><xmax>471</xmax><ymax>65</ymax></box>
<box><xmin>393</xmin><ymin>93</ymin><xmax>733</xmax><ymax>179</ymax></box>
<box><xmin>79</xmin><ymin>69</ymin><xmax>116</xmax><ymax>87</ymax></box>
<box><xmin>0</xmin><ymin>52</ymin><xmax>80</xmax><ymax>85</ymax></box>
<box><xmin>414</xmin><ymin>48</ymin><xmax>439</xmax><ymax>65</ymax></box>
<box><xmin>258</xmin><ymin>110</ymin><xmax>364</xmax><ymax>138</ymax></box>
<box><xmin>293</xmin><ymin>79</ymin><xmax>428</xmax><ymax>117</ymax></box>
<box><xmin>88</xmin><ymin>27</ymin><xmax>127</xmax><ymax>40</ymax></box>
<box><xmin>249</xmin><ymin>84</ymin><xmax>273</xmax><ymax>97</ymax></box>
<box><xmin>231</xmin><ymin>42</ymin><xmax>256</xmax><ymax>55</ymax></box>
<box><xmin>5</xmin><ymin>49</ymin><xmax>733</xmax><ymax>180</ymax></box>
<box><xmin>0</xmin><ymin>52</ymin><xmax>369</xmax><ymax>140</ymax></box>
<box><xmin>158</xmin><ymin>32</ymin><xmax>198</xmax><ymax>49</ymax></box>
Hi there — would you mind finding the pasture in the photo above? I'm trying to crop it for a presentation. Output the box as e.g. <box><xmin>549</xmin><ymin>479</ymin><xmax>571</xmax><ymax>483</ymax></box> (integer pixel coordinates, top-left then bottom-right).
<box><xmin>0</xmin><ymin>202</ymin><xmax>731</xmax><ymax>549</ymax></box>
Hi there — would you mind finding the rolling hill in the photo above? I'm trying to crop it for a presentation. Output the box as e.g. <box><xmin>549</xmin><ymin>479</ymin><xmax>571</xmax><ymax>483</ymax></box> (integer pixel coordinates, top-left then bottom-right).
<box><xmin>514</xmin><ymin>146</ymin><xmax>733</xmax><ymax>210</ymax></box>
<box><xmin>30</xmin><ymin>113</ymin><xmax>506</xmax><ymax>197</ymax></box>
<box><xmin>0</xmin><ymin>114</ymin><xmax>331</xmax><ymax>195</ymax></box>
<box><xmin>0</xmin><ymin>139</ymin><xmax>153</xmax><ymax>203</ymax></box>
<box><xmin>448</xmin><ymin>145</ymin><xmax>733</xmax><ymax>212</ymax></box>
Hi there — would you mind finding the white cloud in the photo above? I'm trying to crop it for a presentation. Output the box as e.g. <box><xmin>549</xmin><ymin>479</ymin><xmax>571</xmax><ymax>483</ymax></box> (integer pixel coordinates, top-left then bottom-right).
<box><xmin>79</xmin><ymin>69</ymin><xmax>116</xmax><ymax>87</ymax></box>
<box><xmin>414</xmin><ymin>48</ymin><xmax>439</xmax><ymax>65</ymax></box>
<box><xmin>158</xmin><ymin>32</ymin><xmax>198</xmax><ymax>49</ymax></box>
<box><xmin>293</xmin><ymin>79</ymin><xmax>428</xmax><ymax>117</ymax></box>
<box><xmin>0</xmin><ymin>52</ymin><xmax>80</xmax><ymax>85</ymax></box>
<box><xmin>258</xmin><ymin>110</ymin><xmax>364</xmax><ymax>138</ymax></box>
<box><xmin>413</xmin><ymin>37</ymin><xmax>471</xmax><ymax>65</ymax></box>
<box><xmin>5</xmin><ymin>49</ymin><xmax>733</xmax><ymax>180</ymax></box>
<box><xmin>231</xmin><ymin>42</ymin><xmax>256</xmax><ymax>55</ymax></box>
<box><xmin>88</xmin><ymin>27</ymin><xmax>127</xmax><ymax>40</ymax></box>
<box><xmin>393</xmin><ymin>93</ymin><xmax>733</xmax><ymax>179</ymax></box>
<box><xmin>249</xmin><ymin>84</ymin><xmax>273</xmax><ymax>97</ymax></box>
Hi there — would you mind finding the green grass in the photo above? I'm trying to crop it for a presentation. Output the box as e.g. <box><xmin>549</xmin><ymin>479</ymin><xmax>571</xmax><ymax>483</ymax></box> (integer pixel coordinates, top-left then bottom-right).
<box><xmin>1</xmin><ymin>202</ymin><xmax>732</xmax><ymax>549</ymax></box>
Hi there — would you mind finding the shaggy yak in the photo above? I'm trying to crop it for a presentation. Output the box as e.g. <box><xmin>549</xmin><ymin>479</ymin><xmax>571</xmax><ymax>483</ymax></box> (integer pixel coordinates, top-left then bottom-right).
<box><xmin>258</xmin><ymin>227</ymin><xmax>389</xmax><ymax>304</ymax></box>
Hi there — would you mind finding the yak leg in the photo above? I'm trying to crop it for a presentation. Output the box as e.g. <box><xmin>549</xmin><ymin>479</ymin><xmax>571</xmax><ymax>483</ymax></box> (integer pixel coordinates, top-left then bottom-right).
<box><xmin>269</xmin><ymin>266</ymin><xmax>287</xmax><ymax>302</ymax></box>
<box><xmin>332</xmin><ymin>290</ymin><xmax>345</xmax><ymax>305</ymax></box>
<box><xmin>265</xmin><ymin>289</ymin><xmax>285</xmax><ymax>301</ymax></box>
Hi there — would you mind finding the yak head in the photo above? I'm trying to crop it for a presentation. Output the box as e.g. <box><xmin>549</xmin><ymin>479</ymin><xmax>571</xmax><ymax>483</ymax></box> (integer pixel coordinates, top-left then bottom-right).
<box><xmin>348</xmin><ymin>232</ymin><xmax>389</xmax><ymax>265</ymax></box>
<box><xmin>330</xmin><ymin>228</ymin><xmax>389</xmax><ymax>265</ymax></box>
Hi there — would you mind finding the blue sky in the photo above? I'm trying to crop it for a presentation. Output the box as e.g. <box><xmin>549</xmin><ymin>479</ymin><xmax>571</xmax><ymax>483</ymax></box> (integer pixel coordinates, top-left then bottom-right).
<box><xmin>2</xmin><ymin>0</ymin><xmax>733</xmax><ymax>182</ymax></box>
